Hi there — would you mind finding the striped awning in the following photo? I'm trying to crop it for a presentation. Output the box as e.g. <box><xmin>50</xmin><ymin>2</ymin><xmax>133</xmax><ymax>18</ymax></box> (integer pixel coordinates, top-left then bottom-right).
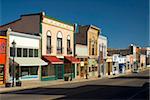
<box><xmin>10</xmin><ymin>57</ymin><xmax>48</xmax><ymax>66</ymax></box>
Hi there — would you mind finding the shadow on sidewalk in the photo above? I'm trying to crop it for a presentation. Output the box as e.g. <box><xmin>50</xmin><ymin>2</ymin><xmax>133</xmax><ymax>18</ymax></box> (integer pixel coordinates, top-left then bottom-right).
<box><xmin>111</xmin><ymin>76</ymin><xmax>150</xmax><ymax>80</ymax></box>
<box><xmin>1</xmin><ymin>82</ymin><xmax>149</xmax><ymax>100</ymax></box>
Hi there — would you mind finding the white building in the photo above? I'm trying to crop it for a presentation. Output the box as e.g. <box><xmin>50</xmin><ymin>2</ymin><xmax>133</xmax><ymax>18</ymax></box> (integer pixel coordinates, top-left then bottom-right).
<box><xmin>112</xmin><ymin>54</ymin><xmax>127</xmax><ymax>74</ymax></box>
<box><xmin>8</xmin><ymin>29</ymin><xmax>47</xmax><ymax>81</ymax></box>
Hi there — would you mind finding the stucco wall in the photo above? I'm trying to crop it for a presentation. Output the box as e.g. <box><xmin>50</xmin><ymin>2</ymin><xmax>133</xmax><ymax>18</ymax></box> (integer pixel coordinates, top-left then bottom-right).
<box><xmin>76</xmin><ymin>44</ymin><xmax>88</xmax><ymax>57</ymax></box>
<box><xmin>9</xmin><ymin>32</ymin><xmax>40</xmax><ymax>49</ymax></box>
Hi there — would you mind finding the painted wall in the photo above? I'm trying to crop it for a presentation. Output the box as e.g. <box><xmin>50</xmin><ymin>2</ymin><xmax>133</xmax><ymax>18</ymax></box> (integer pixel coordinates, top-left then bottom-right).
<box><xmin>76</xmin><ymin>44</ymin><xmax>88</xmax><ymax>57</ymax></box>
<box><xmin>9</xmin><ymin>32</ymin><xmax>40</xmax><ymax>49</ymax></box>
<box><xmin>0</xmin><ymin>36</ymin><xmax>7</xmax><ymax>84</ymax></box>
<box><xmin>42</xmin><ymin>17</ymin><xmax>74</xmax><ymax>57</ymax></box>
<box><xmin>87</xmin><ymin>27</ymin><xmax>99</xmax><ymax>57</ymax></box>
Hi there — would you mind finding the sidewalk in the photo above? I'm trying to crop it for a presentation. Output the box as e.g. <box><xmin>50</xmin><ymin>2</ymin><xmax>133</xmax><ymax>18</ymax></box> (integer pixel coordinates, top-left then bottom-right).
<box><xmin>0</xmin><ymin>77</ymin><xmax>101</xmax><ymax>93</ymax></box>
<box><xmin>0</xmin><ymin>68</ymin><xmax>149</xmax><ymax>94</ymax></box>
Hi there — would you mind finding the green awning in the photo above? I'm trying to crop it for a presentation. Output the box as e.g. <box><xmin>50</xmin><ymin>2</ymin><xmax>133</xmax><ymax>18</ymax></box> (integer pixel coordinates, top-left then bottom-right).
<box><xmin>10</xmin><ymin>58</ymin><xmax>48</xmax><ymax>66</ymax></box>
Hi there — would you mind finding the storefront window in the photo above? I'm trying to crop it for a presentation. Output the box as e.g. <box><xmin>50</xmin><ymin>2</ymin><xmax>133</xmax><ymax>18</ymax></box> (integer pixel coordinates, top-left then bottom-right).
<box><xmin>30</xmin><ymin>66</ymin><xmax>38</xmax><ymax>75</ymax></box>
<box><xmin>49</xmin><ymin>65</ymin><xmax>55</xmax><ymax>76</ymax></box>
<box><xmin>42</xmin><ymin>66</ymin><xmax>48</xmax><ymax>76</ymax></box>
<box><xmin>42</xmin><ymin>65</ymin><xmax>55</xmax><ymax>77</ymax></box>
<box><xmin>21</xmin><ymin>66</ymin><xmax>38</xmax><ymax>76</ymax></box>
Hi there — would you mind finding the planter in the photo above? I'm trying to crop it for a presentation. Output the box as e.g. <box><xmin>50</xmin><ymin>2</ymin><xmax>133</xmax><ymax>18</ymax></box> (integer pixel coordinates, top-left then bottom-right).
<box><xmin>64</xmin><ymin>76</ymin><xmax>69</xmax><ymax>81</ymax></box>
<box><xmin>5</xmin><ymin>82</ymin><xmax>11</xmax><ymax>87</ymax></box>
<box><xmin>16</xmin><ymin>81</ymin><xmax>22</xmax><ymax>86</ymax></box>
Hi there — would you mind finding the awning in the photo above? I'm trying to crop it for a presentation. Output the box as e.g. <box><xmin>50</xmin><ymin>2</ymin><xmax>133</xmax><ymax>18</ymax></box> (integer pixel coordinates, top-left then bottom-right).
<box><xmin>10</xmin><ymin>58</ymin><xmax>48</xmax><ymax>66</ymax></box>
<box><xmin>42</xmin><ymin>56</ymin><xmax>63</xmax><ymax>64</ymax></box>
<box><xmin>65</xmin><ymin>56</ymin><xmax>80</xmax><ymax>64</ymax></box>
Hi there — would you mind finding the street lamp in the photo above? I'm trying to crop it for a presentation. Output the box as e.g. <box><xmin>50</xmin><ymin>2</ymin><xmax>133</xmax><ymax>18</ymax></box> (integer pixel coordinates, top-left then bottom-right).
<box><xmin>12</xmin><ymin>40</ymin><xmax>16</xmax><ymax>87</ymax></box>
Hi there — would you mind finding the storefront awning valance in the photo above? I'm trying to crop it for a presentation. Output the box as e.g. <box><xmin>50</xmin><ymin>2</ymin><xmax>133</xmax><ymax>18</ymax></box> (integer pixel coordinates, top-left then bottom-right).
<box><xmin>65</xmin><ymin>56</ymin><xmax>80</xmax><ymax>64</ymax></box>
<box><xmin>10</xmin><ymin>57</ymin><xmax>48</xmax><ymax>66</ymax></box>
<box><xmin>42</xmin><ymin>56</ymin><xmax>63</xmax><ymax>64</ymax></box>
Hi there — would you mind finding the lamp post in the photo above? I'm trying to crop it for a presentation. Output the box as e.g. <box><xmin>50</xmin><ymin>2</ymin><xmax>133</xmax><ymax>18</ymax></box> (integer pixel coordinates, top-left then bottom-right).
<box><xmin>12</xmin><ymin>40</ymin><xmax>16</xmax><ymax>87</ymax></box>
<box><xmin>98</xmin><ymin>44</ymin><xmax>101</xmax><ymax>77</ymax></box>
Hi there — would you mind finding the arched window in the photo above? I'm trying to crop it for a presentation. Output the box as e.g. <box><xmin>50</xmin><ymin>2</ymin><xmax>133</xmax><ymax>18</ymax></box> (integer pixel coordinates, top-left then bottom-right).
<box><xmin>57</xmin><ymin>31</ymin><xmax>63</xmax><ymax>54</ymax></box>
<box><xmin>67</xmin><ymin>35</ymin><xmax>71</xmax><ymax>54</ymax></box>
<box><xmin>47</xmin><ymin>31</ymin><xmax>51</xmax><ymax>54</ymax></box>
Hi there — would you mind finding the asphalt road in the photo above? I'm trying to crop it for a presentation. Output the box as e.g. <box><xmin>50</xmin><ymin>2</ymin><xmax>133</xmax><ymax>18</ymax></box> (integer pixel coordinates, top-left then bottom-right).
<box><xmin>0</xmin><ymin>69</ymin><xmax>149</xmax><ymax>100</ymax></box>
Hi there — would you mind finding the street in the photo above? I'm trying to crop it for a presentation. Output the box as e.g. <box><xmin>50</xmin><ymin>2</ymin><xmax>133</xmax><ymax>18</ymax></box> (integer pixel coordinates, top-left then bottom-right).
<box><xmin>0</xmin><ymin>69</ymin><xmax>149</xmax><ymax>100</ymax></box>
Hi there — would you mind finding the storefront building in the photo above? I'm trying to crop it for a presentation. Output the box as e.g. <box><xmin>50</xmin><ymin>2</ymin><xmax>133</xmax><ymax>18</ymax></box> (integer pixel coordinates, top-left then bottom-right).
<box><xmin>41</xmin><ymin>12</ymin><xmax>80</xmax><ymax>80</ymax></box>
<box><xmin>8</xmin><ymin>29</ymin><xmax>47</xmax><ymax>81</ymax></box>
<box><xmin>76</xmin><ymin>25</ymin><xmax>100</xmax><ymax>78</ymax></box>
<box><xmin>0</xmin><ymin>31</ymin><xmax>7</xmax><ymax>85</ymax></box>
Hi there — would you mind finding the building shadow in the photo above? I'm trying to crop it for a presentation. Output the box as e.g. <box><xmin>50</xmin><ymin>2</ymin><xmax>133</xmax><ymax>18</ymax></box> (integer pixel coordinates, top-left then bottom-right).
<box><xmin>1</xmin><ymin>82</ymin><xmax>149</xmax><ymax>100</ymax></box>
<box><xmin>111</xmin><ymin>76</ymin><xmax>150</xmax><ymax>80</ymax></box>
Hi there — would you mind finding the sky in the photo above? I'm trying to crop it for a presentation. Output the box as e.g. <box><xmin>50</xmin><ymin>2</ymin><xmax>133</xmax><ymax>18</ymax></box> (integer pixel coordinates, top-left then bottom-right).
<box><xmin>0</xmin><ymin>0</ymin><xmax>149</xmax><ymax>48</ymax></box>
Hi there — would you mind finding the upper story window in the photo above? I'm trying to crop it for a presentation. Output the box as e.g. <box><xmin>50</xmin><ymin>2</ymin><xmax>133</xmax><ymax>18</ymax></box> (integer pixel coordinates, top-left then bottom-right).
<box><xmin>57</xmin><ymin>32</ymin><xmax>63</xmax><ymax>54</ymax></box>
<box><xmin>23</xmin><ymin>48</ymin><xmax>28</xmax><ymax>57</ymax></box>
<box><xmin>34</xmin><ymin>49</ymin><xmax>38</xmax><ymax>57</ymax></box>
<box><xmin>17</xmin><ymin>48</ymin><xmax>22</xmax><ymax>57</ymax></box>
<box><xmin>67</xmin><ymin>35</ymin><xmax>72</xmax><ymax>54</ymax></box>
<box><xmin>10</xmin><ymin>47</ymin><xmax>38</xmax><ymax>58</ymax></box>
<box><xmin>29</xmin><ymin>49</ymin><xmax>33</xmax><ymax>57</ymax></box>
<box><xmin>47</xmin><ymin>31</ymin><xmax>52</xmax><ymax>54</ymax></box>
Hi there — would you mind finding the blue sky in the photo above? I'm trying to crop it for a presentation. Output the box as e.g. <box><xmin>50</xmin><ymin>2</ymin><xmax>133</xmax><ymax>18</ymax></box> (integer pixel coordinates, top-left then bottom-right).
<box><xmin>0</xmin><ymin>0</ymin><xmax>149</xmax><ymax>48</ymax></box>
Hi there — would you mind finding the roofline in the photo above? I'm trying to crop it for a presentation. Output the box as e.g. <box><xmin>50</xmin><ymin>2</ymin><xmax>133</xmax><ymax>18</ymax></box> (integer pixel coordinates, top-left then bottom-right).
<box><xmin>43</xmin><ymin>15</ymin><xmax>74</xmax><ymax>26</ymax></box>
<box><xmin>89</xmin><ymin>25</ymin><xmax>100</xmax><ymax>30</ymax></box>
<box><xmin>20</xmin><ymin>12</ymin><xmax>42</xmax><ymax>17</ymax></box>
<box><xmin>0</xmin><ymin>18</ymin><xmax>21</xmax><ymax>27</ymax></box>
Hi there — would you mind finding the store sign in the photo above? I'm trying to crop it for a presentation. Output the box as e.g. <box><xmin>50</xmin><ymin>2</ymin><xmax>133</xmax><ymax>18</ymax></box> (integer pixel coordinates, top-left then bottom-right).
<box><xmin>0</xmin><ymin>39</ymin><xmax>6</xmax><ymax>54</ymax></box>
<box><xmin>80</xmin><ymin>61</ymin><xmax>84</xmax><ymax>66</ymax></box>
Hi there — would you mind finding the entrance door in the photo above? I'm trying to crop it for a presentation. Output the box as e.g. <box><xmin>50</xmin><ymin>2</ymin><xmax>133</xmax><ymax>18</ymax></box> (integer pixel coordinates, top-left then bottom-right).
<box><xmin>57</xmin><ymin>65</ymin><xmax>63</xmax><ymax>79</ymax></box>
<box><xmin>0</xmin><ymin>65</ymin><xmax>4</xmax><ymax>84</ymax></box>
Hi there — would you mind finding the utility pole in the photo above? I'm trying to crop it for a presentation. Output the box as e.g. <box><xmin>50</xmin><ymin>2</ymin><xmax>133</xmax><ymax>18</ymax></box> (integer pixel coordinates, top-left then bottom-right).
<box><xmin>98</xmin><ymin>44</ymin><xmax>101</xmax><ymax>77</ymax></box>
